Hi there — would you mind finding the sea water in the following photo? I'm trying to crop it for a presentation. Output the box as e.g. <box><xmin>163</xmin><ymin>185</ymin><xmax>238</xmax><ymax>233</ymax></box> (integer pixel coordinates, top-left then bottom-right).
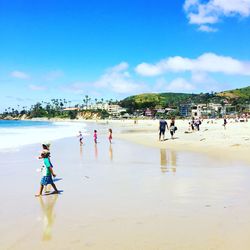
<box><xmin>0</xmin><ymin>120</ymin><xmax>87</xmax><ymax>151</ymax></box>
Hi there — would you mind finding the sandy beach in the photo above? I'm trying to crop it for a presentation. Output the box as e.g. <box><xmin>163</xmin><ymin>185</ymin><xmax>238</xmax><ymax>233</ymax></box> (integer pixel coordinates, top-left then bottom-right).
<box><xmin>0</xmin><ymin>120</ymin><xmax>250</xmax><ymax>250</ymax></box>
<box><xmin>99</xmin><ymin>118</ymin><xmax>250</xmax><ymax>164</ymax></box>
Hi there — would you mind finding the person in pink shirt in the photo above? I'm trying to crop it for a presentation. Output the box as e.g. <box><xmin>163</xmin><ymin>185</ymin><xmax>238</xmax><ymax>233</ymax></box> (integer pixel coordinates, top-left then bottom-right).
<box><xmin>108</xmin><ymin>128</ymin><xmax>112</xmax><ymax>144</ymax></box>
<box><xmin>94</xmin><ymin>130</ymin><xmax>97</xmax><ymax>144</ymax></box>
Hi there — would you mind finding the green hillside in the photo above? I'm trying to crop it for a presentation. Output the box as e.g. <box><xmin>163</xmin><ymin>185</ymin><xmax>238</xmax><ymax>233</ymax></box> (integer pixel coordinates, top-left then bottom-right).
<box><xmin>120</xmin><ymin>86</ymin><xmax>250</xmax><ymax>111</ymax></box>
<box><xmin>120</xmin><ymin>93</ymin><xmax>194</xmax><ymax>111</ymax></box>
<box><xmin>120</xmin><ymin>92</ymin><xmax>220</xmax><ymax>110</ymax></box>
<box><xmin>217</xmin><ymin>86</ymin><xmax>250</xmax><ymax>100</ymax></box>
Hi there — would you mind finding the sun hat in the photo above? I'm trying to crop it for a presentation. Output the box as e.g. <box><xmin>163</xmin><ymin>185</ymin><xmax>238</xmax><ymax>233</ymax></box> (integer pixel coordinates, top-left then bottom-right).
<box><xmin>42</xmin><ymin>142</ymin><xmax>51</xmax><ymax>149</ymax></box>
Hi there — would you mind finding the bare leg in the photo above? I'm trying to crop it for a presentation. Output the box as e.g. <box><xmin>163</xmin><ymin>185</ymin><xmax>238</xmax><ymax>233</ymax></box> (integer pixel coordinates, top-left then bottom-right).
<box><xmin>45</xmin><ymin>184</ymin><xmax>51</xmax><ymax>193</ymax></box>
<box><xmin>35</xmin><ymin>185</ymin><xmax>44</xmax><ymax>197</ymax></box>
<box><xmin>51</xmin><ymin>183</ymin><xmax>59</xmax><ymax>193</ymax></box>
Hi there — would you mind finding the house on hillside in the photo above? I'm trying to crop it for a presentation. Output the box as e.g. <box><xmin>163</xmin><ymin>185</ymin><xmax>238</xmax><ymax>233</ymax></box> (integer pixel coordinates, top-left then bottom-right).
<box><xmin>144</xmin><ymin>108</ymin><xmax>156</xmax><ymax>117</ymax></box>
<box><xmin>107</xmin><ymin>104</ymin><xmax>127</xmax><ymax>116</ymax></box>
<box><xmin>63</xmin><ymin>107</ymin><xmax>80</xmax><ymax>111</ymax></box>
<box><xmin>88</xmin><ymin>103</ymin><xmax>108</xmax><ymax>110</ymax></box>
<box><xmin>179</xmin><ymin>104</ymin><xmax>192</xmax><ymax>117</ymax></box>
<box><xmin>191</xmin><ymin>104</ymin><xmax>209</xmax><ymax>118</ymax></box>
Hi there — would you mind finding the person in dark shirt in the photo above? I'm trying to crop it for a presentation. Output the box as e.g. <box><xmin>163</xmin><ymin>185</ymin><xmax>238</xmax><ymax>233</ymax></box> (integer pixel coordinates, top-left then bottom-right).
<box><xmin>159</xmin><ymin>117</ymin><xmax>168</xmax><ymax>141</ymax></box>
<box><xmin>223</xmin><ymin>117</ymin><xmax>227</xmax><ymax>129</ymax></box>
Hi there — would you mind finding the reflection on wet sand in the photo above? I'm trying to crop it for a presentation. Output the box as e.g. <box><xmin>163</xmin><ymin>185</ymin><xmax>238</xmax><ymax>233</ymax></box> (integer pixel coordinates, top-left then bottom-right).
<box><xmin>160</xmin><ymin>148</ymin><xmax>177</xmax><ymax>173</ymax></box>
<box><xmin>38</xmin><ymin>195</ymin><xmax>58</xmax><ymax>241</ymax></box>
<box><xmin>94</xmin><ymin>144</ymin><xmax>98</xmax><ymax>159</ymax></box>
<box><xmin>80</xmin><ymin>144</ymin><xmax>83</xmax><ymax>158</ymax></box>
<box><xmin>109</xmin><ymin>144</ymin><xmax>113</xmax><ymax>161</ymax></box>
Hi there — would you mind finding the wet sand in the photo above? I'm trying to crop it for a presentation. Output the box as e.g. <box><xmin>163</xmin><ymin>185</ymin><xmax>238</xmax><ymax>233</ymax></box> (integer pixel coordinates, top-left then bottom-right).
<box><xmin>1</xmin><ymin>130</ymin><xmax>250</xmax><ymax>250</ymax></box>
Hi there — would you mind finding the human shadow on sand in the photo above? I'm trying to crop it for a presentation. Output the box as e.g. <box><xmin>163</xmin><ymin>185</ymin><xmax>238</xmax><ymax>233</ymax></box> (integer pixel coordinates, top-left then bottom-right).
<box><xmin>52</xmin><ymin>177</ymin><xmax>63</xmax><ymax>182</ymax></box>
<box><xmin>44</xmin><ymin>190</ymin><xmax>64</xmax><ymax>196</ymax></box>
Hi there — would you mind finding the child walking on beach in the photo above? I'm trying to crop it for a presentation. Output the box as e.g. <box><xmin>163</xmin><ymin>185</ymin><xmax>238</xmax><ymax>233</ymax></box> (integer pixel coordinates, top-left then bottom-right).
<box><xmin>108</xmin><ymin>128</ymin><xmax>112</xmax><ymax>144</ymax></box>
<box><xmin>38</xmin><ymin>143</ymin><xmax>54</xmax><ymax>193</ymax></box>
<box><xmin>78</xmin><ymin>131</ymin><xmax>83</xmax><ymax>145</ymax></box>
<box><xmin>36</xmin><ymin>151</ymin><xmax>58</xmax><ymax>197</ymax></box>
<box><xmin>94</xmin><ymin>130</ymin><xmax>97</xmax><ymax>144</ymax></box>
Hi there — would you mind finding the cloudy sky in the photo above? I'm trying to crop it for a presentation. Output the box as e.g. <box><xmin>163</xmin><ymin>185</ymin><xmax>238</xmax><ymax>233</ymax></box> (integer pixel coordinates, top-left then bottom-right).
<box><xmin>0</xmin><ymin>0</ymin><xmax>250</xmax><ymax>111</ymax></box>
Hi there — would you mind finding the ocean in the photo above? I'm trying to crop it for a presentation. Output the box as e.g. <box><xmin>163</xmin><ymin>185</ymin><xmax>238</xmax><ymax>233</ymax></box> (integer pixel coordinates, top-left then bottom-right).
<box><xmin>0</xmin><ymin>120</ymin><xmax>87</xmax><ymax>151</ymax></box>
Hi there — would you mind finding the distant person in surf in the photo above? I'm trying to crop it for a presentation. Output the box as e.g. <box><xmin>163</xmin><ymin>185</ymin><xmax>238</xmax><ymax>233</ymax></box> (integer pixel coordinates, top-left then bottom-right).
<box><xmin>94</xmin><ymin>130</ymin><xmax>97</xmax><ymax>144</ymax></box>
<box><xmin>78</xmin><ymin>131</ymin><xmax>83</xmax><ymax>145</ymax></box>
<box><xmin>108</xmin><ymin>128</ymin><xmax>113</xmax><ymax>144</ymax></box>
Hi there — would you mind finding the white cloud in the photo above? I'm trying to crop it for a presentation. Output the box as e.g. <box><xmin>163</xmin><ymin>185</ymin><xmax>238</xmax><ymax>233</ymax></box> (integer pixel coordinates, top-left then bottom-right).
<box><xmin>191</xmin><ymin>71</ymin><xmax>210</xmax><ymax>83</ymax></box>
<box><xmin>198</xmin><ymin>25</ymin><xmax>218</xmax><ymax>32</ymax></box>
<box><xmin>107</xmin><ymin>62</ymin><xmax>129</xmax><ymax>72</ymax></box>
<box><xmin>94</xmin><ymin>62</ymin><xmax>141</xmax><ymax>94</ymax></box>
<box><xmin>166</xmin><ymin>78</ymin><xmax>195</xmax><ymax>92</ymax></box>
<box><xmin>184</xmin><ymin>0</ymin><xmax>250</xmax><ymax>31</ymax></box>
<box><xmin>135</xmin><ymin>53</ymin><xmax>250</xmax><ymax>76</ymax></box>
<box><xmin>62</xmin><ymin>82</ymin><xmax>87</xmax><ymax>94</ymax></box>
<box><xmin>64</xmin><ymin>62</ymin><xmax>143</xmax><ymax>95</ymax></box>
<box><xmin>153</xmin><ymin>77</ymin><xmax>195</xmax><ymax>92</ymax></box>
<box><xmin>11</xmin><ymin>71</ymin><xmax>30</xmax><ymax>79</ymax></box>
<box><xmin>44</xmin><ymin>70</ymin><xmax>64</xmax><ymax>81</ymax></box>
<box><xmin>29</xmin><ymin>84</ymin><xmax>46</xmax><ymax>91</ymax></box>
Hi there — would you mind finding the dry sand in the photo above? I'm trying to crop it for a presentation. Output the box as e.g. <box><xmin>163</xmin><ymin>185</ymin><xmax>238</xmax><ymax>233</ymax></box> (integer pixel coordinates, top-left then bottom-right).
<box><xmin>99</xmin><ymin>118</ymin><xmax>250</xmax><ymax>164</ymax></box>
<box><xmin>0</xmin><ymin>120</ymin><xmax>250</xmax><ymax>250</ymax></box>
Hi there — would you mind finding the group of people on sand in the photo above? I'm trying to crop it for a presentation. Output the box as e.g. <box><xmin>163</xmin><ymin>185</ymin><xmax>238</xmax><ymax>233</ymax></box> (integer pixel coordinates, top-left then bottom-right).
<box><xmin>188</xmin><ymin>117</ymin><xmax>202</xmax><ymax>132</ymax></box>
<box><xmin>36</xmin><ymin>128</ymin><xmax>113</xmax><ymax>196</ymax></box>
<box><xmin>159</xmin><ymin>117</ymin><xmax>177</xmax><ymax>141</ymax></box>
<box><xmin>78</xmin><ymin>128</ymin><xmax>113</xmax><ymax>145</ymax></box>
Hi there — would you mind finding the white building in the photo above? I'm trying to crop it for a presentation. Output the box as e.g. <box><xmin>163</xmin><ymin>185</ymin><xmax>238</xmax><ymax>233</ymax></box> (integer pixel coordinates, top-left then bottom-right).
<box><xmin>89</xmin><ymin>103</ymin><xmax>109</xmax><ymax>110</ymax></box>
<box><xmin>107</xmin><ymin>104</ymin><xmax>126</xmax><ymax>115</ymax></box>
<box><xmin>191</xmin><ymin>104</ymin><xmax>206</xmax><ymax>117</ymax></box>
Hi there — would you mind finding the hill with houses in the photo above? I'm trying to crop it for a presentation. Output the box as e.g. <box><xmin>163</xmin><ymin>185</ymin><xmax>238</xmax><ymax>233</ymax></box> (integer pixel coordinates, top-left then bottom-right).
<box><xmin>1</xmin><ymin>86</ymin><xmax>249</xmax><ymax>120</ymax></box>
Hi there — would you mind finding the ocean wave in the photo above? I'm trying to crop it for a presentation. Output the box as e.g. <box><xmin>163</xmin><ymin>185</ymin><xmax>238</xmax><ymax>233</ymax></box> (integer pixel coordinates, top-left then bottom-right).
<box><xmin>0</xmin><ymin>121</ymin><xmax>88</xmax><ymax>151</ymax></box>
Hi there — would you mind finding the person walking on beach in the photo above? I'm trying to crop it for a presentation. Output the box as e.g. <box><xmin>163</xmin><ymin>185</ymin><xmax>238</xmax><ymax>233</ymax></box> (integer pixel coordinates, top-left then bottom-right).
<box><xmin>108</xmin><ymin>128</ymin><xmax>113</xmax><ymax>144</ymax></box>
<box><xmin>223</xmin><ymin>117</ymin><xmax>227</xmax><ymax>129</ymax></box>
<box><xmin>94</xmin><ymin>130</ymin><xmax>97</xmax><ymax>144</ymax></box>
<box><xmin>78</xmin><ymin>131</ymin><xmax>83</xmax><ymax>145</ymax></box>
<box><xmin>39</xmin><ymin>143</ymin><xmax>54</xmax><ymax>193</ymax></box>
<box><xmin>169</xmin><ymin>118</ymin><xmax>176</xmax><ymax>139</ymax></box>
<box><xmin>194</xmin><ymin>117</ymin><xmax>201</xmax><ymax>131</ymax></box>
<box><xmin>159</xmin><ymin>117</ymin><xmax>168</xmax><ymax>141</ymax></box>
<box><xmin>190</xmin><ymin>117</ymin><xmax>195</xmax><ymax>131</ymax></box>
<box><xmin>36</xmin><ymin>151</ymin><xmax>59</xmax><ymax>197</ymax></box>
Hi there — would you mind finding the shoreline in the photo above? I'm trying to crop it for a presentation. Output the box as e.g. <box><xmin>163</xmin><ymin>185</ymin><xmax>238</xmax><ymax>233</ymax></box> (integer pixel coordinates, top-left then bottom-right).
<box><xmin>1</xmin><ymin>118</ymin><xmax>249</xmax><ymax>164</ymax></box>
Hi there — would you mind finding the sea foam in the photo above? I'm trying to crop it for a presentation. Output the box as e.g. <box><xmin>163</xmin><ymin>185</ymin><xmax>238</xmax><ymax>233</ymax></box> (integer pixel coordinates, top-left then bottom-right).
<box><xmin>0</xmin><ymin>121</ymin><xmax>88</xmax><ymax>151</ymax></box>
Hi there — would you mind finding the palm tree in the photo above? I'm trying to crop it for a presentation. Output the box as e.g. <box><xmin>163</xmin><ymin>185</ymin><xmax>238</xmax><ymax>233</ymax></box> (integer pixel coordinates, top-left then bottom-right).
<box><xmin>100</xmin><ymin>98</ymin><xmax>104</xmax><ymax>110</ymax></box>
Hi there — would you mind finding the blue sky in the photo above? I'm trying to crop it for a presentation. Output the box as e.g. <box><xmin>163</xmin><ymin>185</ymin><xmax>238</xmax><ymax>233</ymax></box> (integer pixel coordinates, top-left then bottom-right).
<box><xmin>0</xmin><ymin>0</ymin><xmax>250</xmax><ymax>111</ymax></box>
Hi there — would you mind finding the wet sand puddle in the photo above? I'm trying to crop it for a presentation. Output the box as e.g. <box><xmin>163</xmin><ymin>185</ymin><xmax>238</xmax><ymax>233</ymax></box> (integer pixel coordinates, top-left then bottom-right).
<box><xmin>0</xmin><ymin>136</ymin><xmax>250</xmax><ymax>250</ymax></box>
